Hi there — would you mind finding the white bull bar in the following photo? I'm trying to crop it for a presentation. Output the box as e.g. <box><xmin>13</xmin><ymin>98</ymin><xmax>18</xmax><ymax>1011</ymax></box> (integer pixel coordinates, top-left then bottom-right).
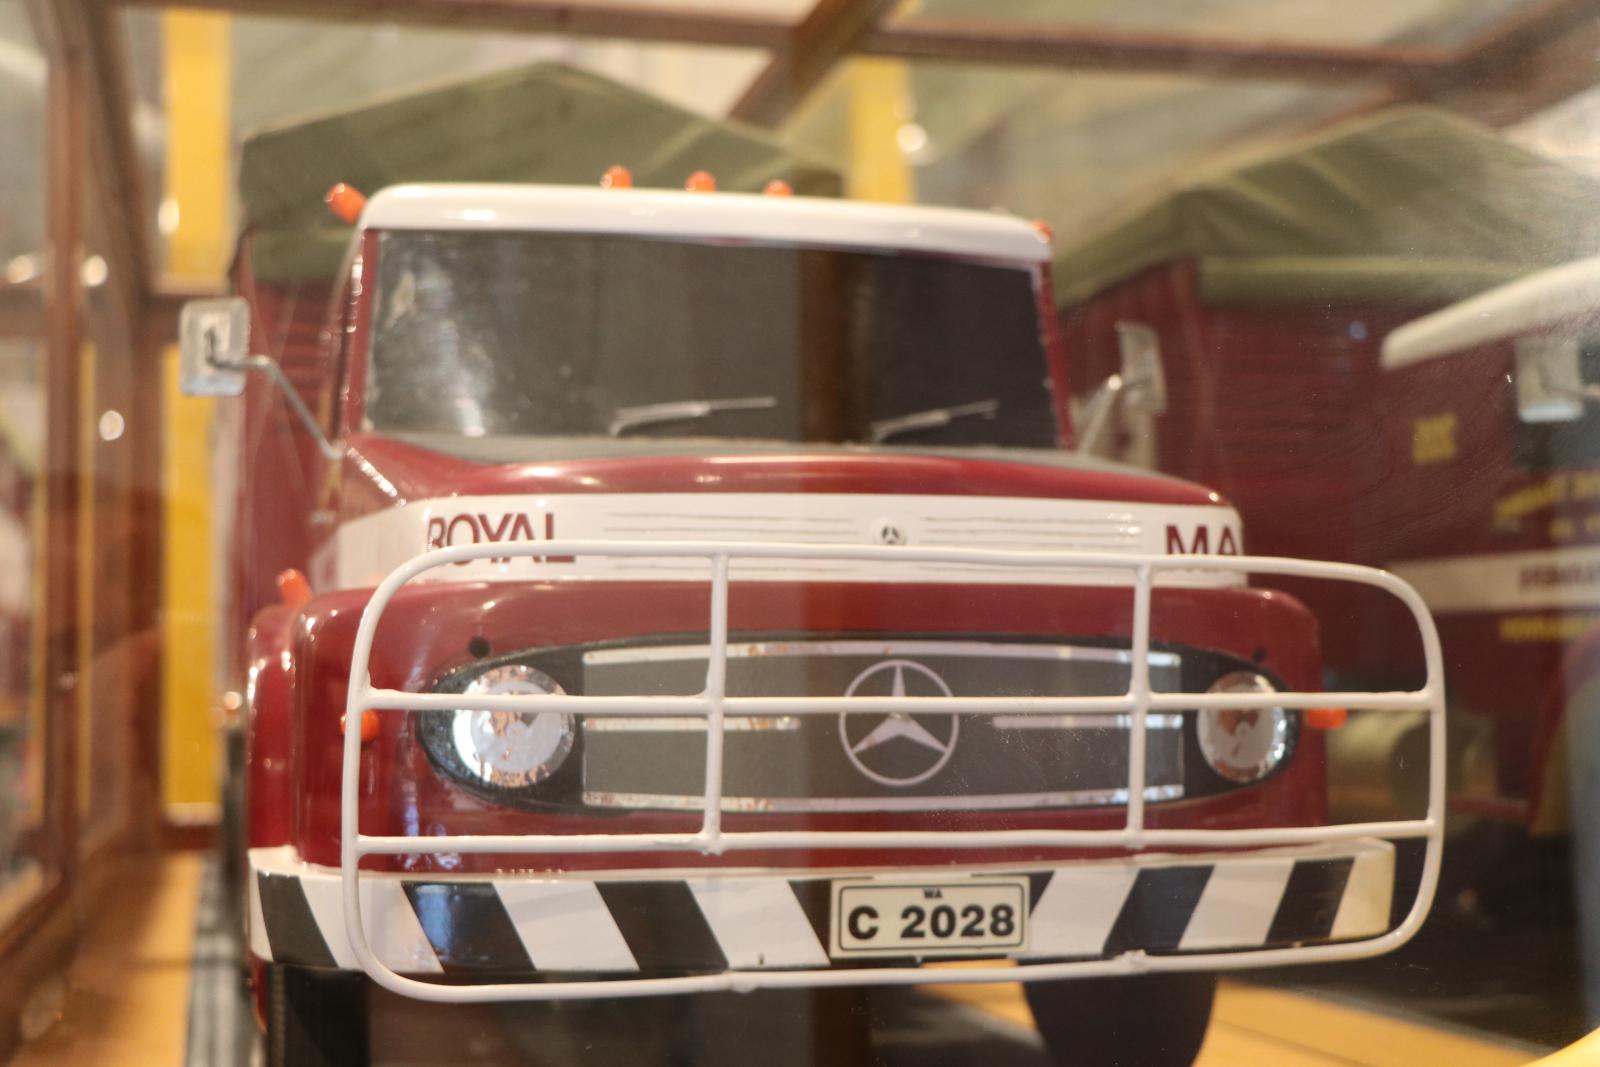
<box><xmin>341</xmin><ymin>540</ymin><xmax>1445</xmax><ymax>1002</ymax></box>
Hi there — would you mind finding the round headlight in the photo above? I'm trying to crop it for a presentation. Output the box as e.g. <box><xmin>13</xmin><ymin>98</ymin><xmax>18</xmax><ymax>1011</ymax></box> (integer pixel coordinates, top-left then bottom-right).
<box><xmin>448</xmin><ymin>664</ymin><xmax>574</xmax><ymax>789</ymax></box>
<box><xmin>1197</xmin><ymin>671</ymin><xmax>1292</xmax><ymax>784</ymax></box>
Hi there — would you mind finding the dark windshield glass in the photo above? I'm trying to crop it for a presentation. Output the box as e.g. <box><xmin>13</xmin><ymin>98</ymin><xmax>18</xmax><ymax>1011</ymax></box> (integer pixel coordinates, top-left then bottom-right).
<box><xmin>364</xmin><ymin>230</ymin><xmax>1056</xmax><ymax>447</ymax></box>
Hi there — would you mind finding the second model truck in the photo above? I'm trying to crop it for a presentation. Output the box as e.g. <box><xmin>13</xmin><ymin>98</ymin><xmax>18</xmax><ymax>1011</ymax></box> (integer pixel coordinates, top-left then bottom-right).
<box><xmin>186</xmin><ymin>169</ymin><xmax>1444</xmax><ymax>1066</ymax></box>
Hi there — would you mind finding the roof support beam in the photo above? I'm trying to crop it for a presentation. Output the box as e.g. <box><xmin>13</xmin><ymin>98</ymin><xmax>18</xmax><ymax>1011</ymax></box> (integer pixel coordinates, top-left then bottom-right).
<box><xmin>1415</xmin><ymin>0</ymin><xmax>1600</xmax><ymax>126</ymax></box>
<box><xmin>859</xmin><ymin>19</ymin><xmax>1442</xmax><ymax>84</ymax></box>
<box><xmin>115</xmin><ymin>0</ymin><xmax>1451</xmax><ymax>86</ymax></box>
<box><xmin>1316</xmin><ymin>0</ymin><xmax>1599</xmax><ymax>130</ymax></box>
<box><xmin>116</xmin><ymin>0</ymin><xmax>794</xmax><ymax>49</ymax></box>
<box><xmin>728</xmin><ymin>0</ymin><xmax>898</xmax><ymax>128</ymax></box>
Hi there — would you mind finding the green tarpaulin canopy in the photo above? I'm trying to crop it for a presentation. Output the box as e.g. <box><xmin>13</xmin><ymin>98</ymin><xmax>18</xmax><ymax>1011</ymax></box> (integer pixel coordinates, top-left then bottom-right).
<box><xmin>1052</xmin><ymin>106</ymin><xmax>1600</xmax><ymax>309</ymax></box>
<box><xmin>238</xmin><ymin>62</ymin><xmax>841</xmax><ymax>282</ymax></box>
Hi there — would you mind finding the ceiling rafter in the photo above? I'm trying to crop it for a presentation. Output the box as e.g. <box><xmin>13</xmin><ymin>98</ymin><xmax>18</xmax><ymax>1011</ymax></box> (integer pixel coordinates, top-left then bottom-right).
<box><xmin>111</xmin><ymin>0</ymin><xmax>1465</xmax><ymax>85</ymax></box>
<box><xmin>95</xmin><ymin>0</ymin><xmax>1600</xmax><ymax>306</ymax></box>
<box><xmin>728</xmin><ymin>0</ymin><xmax>899</xmax><ymax>128</ymax></box>
<box><xmin>116</xmin><ymin>0</ymin><xmax>794</xmax><ymax>49</ymax></box>
<box><xmin>858</xmin><ymin>18</ymin><xmax>1444</xmax><ymax>84</ymax></box>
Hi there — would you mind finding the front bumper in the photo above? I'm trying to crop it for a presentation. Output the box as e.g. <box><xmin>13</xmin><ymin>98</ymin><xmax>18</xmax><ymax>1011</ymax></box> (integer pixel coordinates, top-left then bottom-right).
<box><xmin>327</xmin><ymin>539</ymin><xmax>1443</xmax><ymax>1001</ymax></box>
<box><xmin>249</xmin><ymin>838</ymin><xmax>1394</xmax><ymax>977</ymax></box>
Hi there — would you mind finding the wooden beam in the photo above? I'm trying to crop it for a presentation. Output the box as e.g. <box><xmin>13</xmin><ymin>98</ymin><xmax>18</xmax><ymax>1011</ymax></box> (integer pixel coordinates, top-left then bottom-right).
<box><xmin>40</xmin><ymin>2</ymin><xmax>88</xmax><ymax>882</ymax></box>
<box><xmin>79</xmin><ymin>0</ymin><xmax>154</xmax><ymax>307</ymax></box>
<box><xmin>858</xmin><ymin>18</ymin><xmax>1443</xmax><ymax>83</ymax></box>
<box><xmin>729</xmin><ymin>0</ymin><xmax>898</xmax><ymax>128</ymax></box>
<box><xmin>0</xmin><ymin>289</ymin><xmax>46</xmax><ymax>340</ymax></box>
<box><xmin>1448</xmin><ymin>0</ymin><xmax>1599</xmax><ymax>80</ymax></box>
<box><xmin>115</xmin><ymin>0</ymin><xmax>794</xmax><ymax>49</ymax></box>
<box><xmin>109</xmin><ymin>0</ymin><xmax>1453</xmax><ymax>87</ymax></box>
<box><xmin>1416</xmin><ymin>0</ymin><xmax>1600</xmax><ymax>126</ymax></box>
<box><xmin>1316</xmin><ymin>0</ymin><xmax>1600</xmax><ymax>129</ymax></box>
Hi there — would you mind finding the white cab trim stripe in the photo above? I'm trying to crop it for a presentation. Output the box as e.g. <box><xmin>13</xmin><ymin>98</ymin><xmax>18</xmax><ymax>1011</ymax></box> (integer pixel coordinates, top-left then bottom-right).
<box><xmin>318</xmin><ymin>493</ymin><xmax>1243</xmax><ymax>592</ymax></box>
<box><xmin>1381</xmin><ymin>255</ymin><xmax>1600</xmax><ymax>369</ymax></box>
<box><xmin>364</xmin><ymin>185</ymin><xmax>1051</xmax><ymax>264</ymax></box>
<box><xmin>1392</xmin><ymin>544</ymin><xmax>1600</xmax><ymax>614</ymax></box>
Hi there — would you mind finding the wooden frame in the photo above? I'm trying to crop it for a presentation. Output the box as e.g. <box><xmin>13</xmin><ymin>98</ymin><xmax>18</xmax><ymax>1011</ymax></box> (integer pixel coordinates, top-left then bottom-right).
<box><xmin>0</xmin><ymin>1</ymin><xmax>161</xmax><ymax>1055</ymax></box>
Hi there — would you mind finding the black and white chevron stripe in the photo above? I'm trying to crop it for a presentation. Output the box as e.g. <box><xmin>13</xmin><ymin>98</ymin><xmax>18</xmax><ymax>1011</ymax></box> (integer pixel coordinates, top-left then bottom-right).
<box><xmin>247</xmin><ymin>840</ymin><xmax>1394</xmax><ymax>976</ymax></box>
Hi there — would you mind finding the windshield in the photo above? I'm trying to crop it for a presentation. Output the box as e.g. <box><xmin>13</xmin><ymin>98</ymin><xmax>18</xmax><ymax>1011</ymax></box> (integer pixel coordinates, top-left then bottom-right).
<box><xmin>363</xmin><ymin>229</ymin><xmax>1057</xmax><ymax>447</ymax></box>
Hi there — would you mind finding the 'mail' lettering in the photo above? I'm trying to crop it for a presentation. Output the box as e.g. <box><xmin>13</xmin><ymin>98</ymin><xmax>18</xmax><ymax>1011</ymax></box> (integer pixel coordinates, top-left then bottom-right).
<box><xmin>1166</xmin><ymin>524</ymin><xmax>1238</xmax><ymax>555</ymax></box>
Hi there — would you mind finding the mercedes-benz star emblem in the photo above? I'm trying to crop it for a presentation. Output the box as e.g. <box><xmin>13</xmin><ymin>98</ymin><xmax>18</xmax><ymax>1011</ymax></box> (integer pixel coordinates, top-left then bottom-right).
<box><xmin>872</xmin><ymin>519</ymin><xmax>907</xmax><ymax>545</ymax></box>
<box><xmin>838</xmin><ymin>660</ymin><xmax>958</xmax><ymax>787</ymax></box>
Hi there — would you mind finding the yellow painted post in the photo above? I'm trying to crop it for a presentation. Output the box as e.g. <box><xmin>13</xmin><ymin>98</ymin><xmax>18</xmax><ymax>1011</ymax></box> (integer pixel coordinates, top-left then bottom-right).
<box><xmin>160</xmin><ymin>11</ymin><xmax>230</xmax><ymax>815</ymax></box>
<box><xmin>847</xmin><ymin>58</ymin><xmax>912</xmax><ymax>205</ymax></box>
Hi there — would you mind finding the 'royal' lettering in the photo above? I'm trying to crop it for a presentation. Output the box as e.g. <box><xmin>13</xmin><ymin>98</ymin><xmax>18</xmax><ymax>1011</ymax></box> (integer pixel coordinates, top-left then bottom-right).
<box><xmin>422</xmin><ymin>511</ymin><xmax>573</xmax><ymax>565</ymax></box>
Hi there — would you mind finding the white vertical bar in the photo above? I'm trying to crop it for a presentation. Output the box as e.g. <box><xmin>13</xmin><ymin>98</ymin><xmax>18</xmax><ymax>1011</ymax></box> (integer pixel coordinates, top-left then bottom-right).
<box><xmin>1126</xmin><ymin>563</ymin><xmax>1153</xmax><ymax>841</ymax></box>
<box><xmin>700</xmin><ymin>554</ymin><xmax>731</xmax><ymax>849</ymax></box>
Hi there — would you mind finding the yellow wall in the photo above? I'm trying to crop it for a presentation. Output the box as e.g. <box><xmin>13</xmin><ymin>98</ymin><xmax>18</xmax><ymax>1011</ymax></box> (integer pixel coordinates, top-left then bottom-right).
<box><xmin>160</xmin><ymin>12</ymin><xmax>229</xmax><ymax>812</ymax></box>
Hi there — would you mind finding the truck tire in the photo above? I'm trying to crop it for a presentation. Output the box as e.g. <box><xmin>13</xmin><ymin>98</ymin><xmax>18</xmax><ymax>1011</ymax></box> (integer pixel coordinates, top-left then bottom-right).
<box><xmin>264</xmin><ymin>964</ymin><xmax>369</xmax><ymax>1067</ymax></box>
<box><xmin>1024</xmin><ymin>972</ymin><xmax>1216</xmax><ymax>1067</ymax></box>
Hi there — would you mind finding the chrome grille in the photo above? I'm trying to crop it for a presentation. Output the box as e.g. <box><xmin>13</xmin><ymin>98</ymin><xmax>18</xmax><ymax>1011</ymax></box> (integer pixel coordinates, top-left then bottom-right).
<box><xmin>578</xmin><ymin>640</ymin><xmax>1184</xmax><ymax>812</ymax></box>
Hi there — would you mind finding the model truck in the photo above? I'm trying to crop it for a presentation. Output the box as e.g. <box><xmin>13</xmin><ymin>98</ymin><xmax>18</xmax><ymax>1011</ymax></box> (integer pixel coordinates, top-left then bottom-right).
<box><xmin>180</xmin><ymin>169</ymin><xmax>1444</xmax><ymax>1067</ymax></box>
<box><xmin>1379</xmin><ymin>255</ymin><xmax>1600</xmax><ymax>834</ymax></box>
<box><xmin>1055</xmin><ymin>107</ymin><xmax>1598</xmax><ymax>842</ymax></box>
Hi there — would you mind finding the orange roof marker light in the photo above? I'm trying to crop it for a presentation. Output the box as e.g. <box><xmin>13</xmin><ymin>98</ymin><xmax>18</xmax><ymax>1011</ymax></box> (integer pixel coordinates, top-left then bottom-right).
<box><xmin>1031</xmin><ymin>218</ymin><xmax>1054</xmax><ymax>243</ymax></box>
<box><xmin>685</xmin><ymin>170</ymin><xmax>717</xmax><ymax>193</ymax></box>
<box><xmin>275</xmin><ymin>568</ymin><xmax>312</xmax><ymax>611</ymax></box>
<box><xmin>600</xmin><ymin>165</ymin><xmax>633</xmax><ymax>190</ymax></box>
<box><xmin>325</xmin><ymin>183</ymin><xmax>367</xmax><ymax>224</ymax></box>
<box><xmin>763</xmin><ymin>179</ymin><xmax>793</xmax><ymax>197</ymax></box>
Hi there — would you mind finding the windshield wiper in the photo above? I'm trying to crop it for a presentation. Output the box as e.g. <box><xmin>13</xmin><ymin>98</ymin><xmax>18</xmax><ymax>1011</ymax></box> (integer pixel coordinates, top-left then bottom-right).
<box><xmin>868</xmin><ymin>398</ymin><xmax>1000</xmax><ymax>444</ymax></box>
<box><xmin>608</xmin><ymin>395</ymin><xmax>777</xmax><ymax>437</ymax></box>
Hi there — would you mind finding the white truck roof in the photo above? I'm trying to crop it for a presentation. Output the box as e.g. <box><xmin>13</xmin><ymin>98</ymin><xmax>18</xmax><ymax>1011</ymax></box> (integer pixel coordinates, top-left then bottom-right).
<box><xmin>360</xmin><ymin>184</ymin><xmax>1052</xmax><ymax>265</ymax></box>
<box><xmin>1381</xmin><ymin>254</ymin><xmax>1600</xmax><ymax>370</ymax></box>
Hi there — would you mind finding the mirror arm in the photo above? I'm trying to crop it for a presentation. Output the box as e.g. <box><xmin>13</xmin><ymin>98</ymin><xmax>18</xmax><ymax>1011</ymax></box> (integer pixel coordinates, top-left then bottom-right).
<box><xmin>222</xmin><ymin>354</ymin><xmax>343</xmax><ymax>461</ymax></box>
<box><xmin>1075</xmin><ymin>373</ymin><xmax>1125</xmax><ymax>455</ymax></box>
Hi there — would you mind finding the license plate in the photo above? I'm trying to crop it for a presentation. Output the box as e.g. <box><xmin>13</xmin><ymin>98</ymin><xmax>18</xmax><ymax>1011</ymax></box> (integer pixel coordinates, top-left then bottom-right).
<box><xmin>829</xmin><ymin>877</ymin><xmax>1028</xmax><ymax>958</ymax></box>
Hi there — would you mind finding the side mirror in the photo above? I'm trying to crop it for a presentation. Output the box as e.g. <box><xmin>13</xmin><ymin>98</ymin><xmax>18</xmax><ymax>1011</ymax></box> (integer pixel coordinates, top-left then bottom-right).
<box><xmin>1114</xmin><ymin>321</ymin><xmax>1168</xmax><ymax>418</ymax></box>
<box><xmin>1076</xmin><ymin>321</ymin><xmax>1168</xmax><ymax>455</ymax></box>
<box><xmin>1515</xmin><ymin>337</ymin><xmax>1585</xmax><ymax>423</ymax></box>
<box><xmin>176</xmin><ymin>295</ymin><xmax>343</xmax><ymax>460</ymax></box>
<box><xmin>179</xmin><ymin>296</ymin><xmax>251</xmax><ymax>397</ymax></box>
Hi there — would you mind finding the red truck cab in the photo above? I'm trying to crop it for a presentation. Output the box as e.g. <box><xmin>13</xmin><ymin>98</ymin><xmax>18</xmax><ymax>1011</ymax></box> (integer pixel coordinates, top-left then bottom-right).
<box><xmin>1379</xmin><ymin>255</ymin><xmax>1600</xmax><ymax>830</ymax></box>
<box><xmin>182</xmin><ymin>180</ymin><xmax>1442</xmax><ymax>1067</ymax></box>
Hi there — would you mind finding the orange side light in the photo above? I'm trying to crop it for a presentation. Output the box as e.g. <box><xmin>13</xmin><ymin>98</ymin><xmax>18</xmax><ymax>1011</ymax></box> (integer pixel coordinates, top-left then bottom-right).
<box><xmin>341</xmin><ymin>709</ymin><xmax>381</xmax><ymax>745</ymax></box>
<box><xmin>1305</xmin><ymin>707</ymin><xmax>1349</xmax><ymax>730</ymax></box>
<box><xmin>1031</xmin><ymin>218</ymin><xmax>1054</xmax><ymax>242</ymax></box>
<box><xmin>685</xmin><ymin>170</ymin><xmax>717</xmax><ymax>193</ymax></box>
<box><xmin>601</xmin><ymin>165</ymin><xmax>633</xmax><ymax>190</ymax></box>
<box><xmin>275</xmin><ymin>568</ymin><xmax>312</xmax><ymax>611</ymax></box>
<box><xmin>325</xmin><ymin>182</ymin><xmax>367</xmax><ymax>224</ymax></box>
<box><xmin>763</xmin><ymin>179</ymin><xmax>793</xmax><ymax>197</ymax></box>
